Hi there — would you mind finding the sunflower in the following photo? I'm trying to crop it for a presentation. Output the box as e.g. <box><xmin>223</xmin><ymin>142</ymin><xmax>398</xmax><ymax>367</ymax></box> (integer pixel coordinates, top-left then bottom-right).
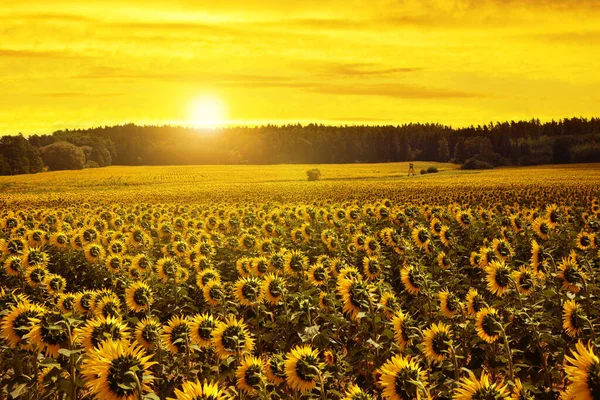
<box><xmin>492</xmin><ymin>238</ymin><xmax>514</xmax><ymax>261</ymax></box>
<box><xmin>75</xmin><ymin>316</ymin><xmax>130</xmax><ymax>351</ymax></box>
<box><xmin>439</xmin><ymin>289</ymin><xmax>461</xmax><ymax>318</ymax></box>
<box><xmin>195</xmin><ymin>268</ymin><xmax>220</xmax><ymax>290</ymax></box>
<box><xmin>284</xmin><ymin>250</ymin><xmax>309</xmax><ymax>277</ymax></box>
<box><xmin>475</xmin><ymin>307</ymin><xmax>500</xmax><ymax>343</ymax></box>
<box><xmin>75</xmin><ymin>290</ymin><xmax>96</xmax><ymax>315</ymax></box>
<box><xmin>236</xmin><ymin>257</ymin><xmax>251</xmax><ymax>278</ymax></box>
<box><xmin>81</xmin><ymin>339</ymin><xmax>156</xmax><ymax>400</ymax></box>
<box><xmin>478</xmin><ymin>247</ymin><xmax>495</xmax><ymax>269</ymax></box>
<box><xmin>4</xmin><ymin>255</ymin><xmax>23</xmax><ymax>277</ymax></box>
<box><xmin>132</xmin><ymin>253</ymin><xmax>153</xmax><ymax>274</ymax></box>
<box><xmin>203</xmin><ymin>279</ymin><xmax>225</xmax><ymax>307</ymax></box>
<box><xmin>380</xmin><ymin>292</ymin><xmax>400</xmax><ymax>319</ymax></box>
<box><xmin>236</xmin><ymin>355</ymin><xmax>266</xmax><ymax>394</ymax></box>
<box><xmin>169</xmin><ymin>380</ymin><xmax>227</xmax><ymax>400</ymax></box>
<box><xmin>25</xmin><ymin>265</ymin><xmax>47</xmax><ymax>288</ymax></box>
<box><xmin>262</xmin><ymin>273</ymin><xmax>286</xmax><ymax>305</ymax></box>
<box><xmin>337</xmin><ymin>277</ymin><xmax>374</xmax><ymax>321</ymax></box>
<box><xmin>4</xmin><ymin>237</ymin><xmax>27</xmax><ymax>256</ymax></box>
<box><xmin>411</xmin><ymin>227</ymin><xmax>429</xmax><ymax>249</ymax></box>
<box><xmin>308</xmin><ymin>263</ymin><xmax>329</xmax><ymax>287</ymax></box>
<box><xmin>211</xmin><ymin>315</ymin><xmax>255</xmax><ymax>358</ymax></box>
<box><xmin>362</xmin><ymin>256</ymin><xmax>382</xmax><ymax>280</ymax></box>
<box><xmin>265</xmin><ymin>353</ymin><xmax>287</xmax><ymax>385</ymax></box>
<box><xmin>391</xmin><ymin>310</ymin><xmax>411</xmax><ymax>350</ymax></box>
<box><xmin>135</xmin><ymin>317</ymin><xmax>163</xmax><ymax>349</ymax></box>
<box><xmin>95</xmin><ymin>293</ymin><xmax>122</xmax><ymax>319</ymax></box>
<box><xmin>190</xmin><ymin>313</ymin><xmax>217</xmax><ymax>348</ymax></box>
<box><xmin>22</xmin><ymin>247</ymin><xmax>49</xmax><ymax>269</ymax></box>
<box><xmin>558</xmin><ymin>257</ymin><xmax>587</xmax><ymax>294</ymax></box>
<box><xmin>156</xmin><ymin>257</ymin><xmax>180</xmax><ymax>282</ymax></box>
<box><xmin>456</xmin><ymin>211</ymin><xmax>472</xmax><ymax>229</ymax></box>
<box><xmin>234</xmin><ymin>277</ymin><xmax>264</xmax><ymax>307</ymax></box>
<box><xmin>439</xmin><ymin>226</ymin><xmax>452</xmax><ymax>247</ymax></box>
<box><xmin>532</xmin><ymin>218</ymin><xmax>552</xmax><ymax>240</ymax></box>
<box><xmin>24</xmin><ymin>314</ymin><xmax>68</xmax><ymax>358</ymax></box>
<box><xmin>486</xmin><ymin>260</ymin><xmax>511</xmax><ymax>297</ymax></box>
<box><xmin>379</xmin><ymin>354</ymin><xmax>429</xmax><ymax>400</ymax></box>
<box><xmin>512</xmin><ymin>266</ymin><xmax>536</xmax><ymax>295</ymax></box>
<box><xmin>125</xmin><ymin>281</ymin><xmax>153</xmax><ymax>313</ymax></box>
<box><xmin>400</xmin><ymin>265</ymin><xmax>421</xmax><ymax>295</ymax></box>
<box><xmin>57</xmin><ymin>293</ymin><xmax>77</xmax><ymax>314</ymax></box>
<box><xmin>563</xmin><ymin>300</ymin><xmax>586</xmax><ymax>338</ymax></box>
<box><xmin>44</xmin><ymin>273</ymin><xmax>67</xmax><ymax>295</ymax></box>
<box><xmin>84</xmin><ymin>243</ymin><xmax>106</xmax><ymax>264</ymax></box>
<box><xmin>0</xmin><ymin>301</ymin><xmax>46</xmax><ymax>348</ymax></box>
<box><xmin>364</xmin><ymin>236</ymin><xmax>381</xmax><ymax>256</ymax></box>
<box><xmin>422</xmin><ymin>322</ymin><xmax>453</xmax><ymax>364</ymax></box>
<box><xmin>105</xmin><ymin>255</ymin><xmax>123</xmax><ymax>273</ymax></box>
<box><xmin>453</xmin><ymin>371</ymin><xmax>509</xmax><ymax>400</ymax></box>
<box><xmin>437</xmin><ymin>252</ymin><xmax>452</xmax><ymax>270</ymax></box>
<box><xmin>530</xmin><ymin>240</ymin><xmax>548</xmax><ymax>276</ymax></box>
<box><xmin>285</xmin><ymin>345</ymin><xmax>322</xmax><ymax>392</ymax></box>
<box><xmin>162</xmin><ymin>315</ymin><xmax>192</xmax><ymax>354</ymax></box>
<box><xmin>252</xmin><ymin>256</ymin><xmax>270</xmax><ymax>276</ymax></box>
<box><xmin>343</xmin><ymin>384</ymin><xmax>375</xmax><ymax>400</ymax></box>
<box><xmin>269</xmin><ymin>251</ymin><xmax>286</xmax><ymax>274</ymax></box>
<box><xmin>564</xmin><ymin>341</ymin><xmax>600</xmax><ymax>399</ymax></box>
<box><xmin>576</xmin><ymin>231</ymin><xmax>595</xmax><ymax>251</ymax></box>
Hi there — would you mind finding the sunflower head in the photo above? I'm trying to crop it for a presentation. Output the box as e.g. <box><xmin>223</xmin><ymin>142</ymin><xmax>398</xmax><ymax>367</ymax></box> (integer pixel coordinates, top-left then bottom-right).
<box><xmin>564</xmin><ymin>341</ymin><xmax>600</xmax><ymax>398</ymax></box>
<box><xmin>285</xmin><ymin>345</ymin><xmax>322</xmax><ymax>392</ymax></box>
<box><xmin>135</xmin><ymin>317</ymin><xmax>163</xmax><ymax>349</ymax></box>
<box><xmin>337</xmin><ymin>277</ymin><xmax>374</xmax><ymax>321</ymax></box>
<box><xmin>169</xmin><ymin>380</ymin><xmax>227</xmax><ymax>400</ymax></box>
<box><xmin>81</xmin><ymin>339</ymin><xmax>156</xmax><ymax>400</ymax></box>
<box><xmin>234</xmin><ymin>277</ymin><xmax>264</xmax><ymax>307</ymax></box>
<box><xmin>262</xmin><ymin>273</ymin><xmax>286</xmax><ymax>305</ymax></box>
<box><xmin>162</xmin><ymin>315</ymin><xmax>191</xmax><ymax>354</ymax></box>
<box><xmin>475</xmin><ymin>307</ymin><xmax>500</xmax><ymax>343</ymax></box>
<box><xmin>379</xmin><ymin>354</ymin><xmax>428</xmax><ymax>400</ymax></box>
<box><xmin>486</xmin><ymin>260</ymin><xmax>511</xmax><ymax>297</ymax></box>
<box><xmin>190</xmin><ymin>313</ymin><xmax>217</xmax><ymax>348</ymax></box>
<box><xmin>236</xmin><ymin>355</ymin><xmax>266</xmax><ymax>394</ymax></box>
<box><xmin>453</xmin><ymin>371</ymin><xmax>509</xmax><ymax>400</ymax></box>
<box><xmin>211</xmin><ymin>316</ymin><xmax>254</xmax><ymax>359</ymax></box>
<box><xmin>265</xmin><ymin>353</ymin><xmax>287</xmax><ymax>385</ymax></box>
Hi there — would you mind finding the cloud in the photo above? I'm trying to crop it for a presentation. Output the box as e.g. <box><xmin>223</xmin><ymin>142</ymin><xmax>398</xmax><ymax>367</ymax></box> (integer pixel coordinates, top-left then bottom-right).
<box><xmin>313</xmin><ymin>83</ymin><xmax>482</xmax><ymax>99</ymax></box>
<box><xmin>34</xmin><ymin>92</ymin><xmax>123</xmax><ymax>97</ymax></box>
<box><xmin>326</xmin><ymin>63</ymin><xmax>423</xmax><ymax>77</ymax></box>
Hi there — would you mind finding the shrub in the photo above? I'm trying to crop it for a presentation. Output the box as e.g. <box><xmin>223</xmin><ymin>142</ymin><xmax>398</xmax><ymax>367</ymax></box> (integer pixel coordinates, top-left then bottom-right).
<box><xmin>41</xmin><ymin>141</ymin><xmax>86</xmax><ymax>171</ymax></box>
<box><xmin>85</xmin><ymin>160</ymin><xmax>100</xmax><ymax>168</ymax></box>
<box><xmin>307</xmin><ymin>168</ymin><xmax>321</xmax><ymax>181</ymax></box>
<box><xmin>427</xmin><ymin>166</ymin><xmax>439</xmax><ymax>173</ymax></box>
<box><xmin>462</xmin><ymin>157</ymin><xmax>494</xmax><ymax>170</ymax></box>
<box><xmin>420</xmin><ymin>169</ymin><xmax>428</xmax><ymax>175</ymax></box>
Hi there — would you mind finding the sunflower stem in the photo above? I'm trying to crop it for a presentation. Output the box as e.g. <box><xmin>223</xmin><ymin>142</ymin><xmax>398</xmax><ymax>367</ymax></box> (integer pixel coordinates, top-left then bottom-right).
<box><xmin>449</xmin><ymin>343</ymin><xmax>460</xmax><ymax>384</ymax></box>
<box><xmin>509</xmin><ymin>276</ymin><xmax>523</xmax><ymax>309</ymax></box>
<box><xmin>319</xmin><ymin>371</ymin><xmax>326</xmax><ymax>400</ymax></box>
<box><xmin>124</xmin><ymin>371</ymin><xmax>143</xmax><ymax>400</ymax></box>
<box><xmin>583</xmin><ymin>280</ymin><xmax>596</xmax><ymax>341</ymax></box>
<box><xmin>496</xmin><ymin>322</ymin><xmax>514</xmax><ymax>382</ymax></box>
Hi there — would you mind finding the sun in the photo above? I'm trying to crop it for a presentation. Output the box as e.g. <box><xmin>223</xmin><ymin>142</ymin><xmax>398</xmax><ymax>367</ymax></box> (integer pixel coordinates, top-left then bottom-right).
<box><xmin>189</xmin><ymin>96</ymin><xmax>227</xmax><ymax>129</ymax></box>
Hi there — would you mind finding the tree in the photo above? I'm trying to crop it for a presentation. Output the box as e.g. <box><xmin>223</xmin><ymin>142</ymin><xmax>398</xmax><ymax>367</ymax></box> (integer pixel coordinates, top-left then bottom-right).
<box><xmin>437</xmin><ymin>138</ymin><xmax>450</xmax><ymax>162</ymax></box>
<box><xmin>41</xmin><ymin>141</ymin><xmax>86</xmax><ymax>171</ymax></box>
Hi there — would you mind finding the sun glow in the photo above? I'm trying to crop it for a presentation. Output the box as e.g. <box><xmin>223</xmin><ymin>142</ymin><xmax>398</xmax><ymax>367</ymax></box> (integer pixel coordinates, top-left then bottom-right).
<box><xmin>189</xmin><ymin>96</ymin><xmax>227</xmax><ymax>129</ymax></box>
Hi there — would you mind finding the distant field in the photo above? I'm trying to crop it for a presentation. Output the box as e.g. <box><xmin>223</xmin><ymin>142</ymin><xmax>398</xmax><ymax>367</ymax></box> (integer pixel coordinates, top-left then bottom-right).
<box><xmin>1</xmin><ymin>162</ymin><xmax>599</xmax><ymax>206</ymax></box>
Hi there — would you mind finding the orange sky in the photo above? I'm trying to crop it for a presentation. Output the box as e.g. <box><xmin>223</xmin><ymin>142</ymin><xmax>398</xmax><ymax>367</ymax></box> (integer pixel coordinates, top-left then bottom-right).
<box><xmin>1</xmin><ymin>0</ymin><xmax>599</xmax><ymax>134</ymax></box>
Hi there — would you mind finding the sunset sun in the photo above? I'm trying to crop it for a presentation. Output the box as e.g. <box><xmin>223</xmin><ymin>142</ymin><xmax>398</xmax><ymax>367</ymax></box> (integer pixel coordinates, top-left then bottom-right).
<box><xmin>189</xmin><ymin>96</ymin><xmax>227</xmax><ymax>129</ymax></box>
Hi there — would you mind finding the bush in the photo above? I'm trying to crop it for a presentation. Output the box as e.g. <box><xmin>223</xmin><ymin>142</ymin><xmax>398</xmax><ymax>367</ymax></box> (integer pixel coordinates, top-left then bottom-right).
<box><xmin>462</xmin><ymin>157</ymin><xmax>494</xmax><ymax>170</ymax></box>
<box><xmin>420</xmin><ymin>169</ymin><xmax>428</xmax><ymax>175</ymax></box>
<box><xmin>85</xmin><ymin>160</ymin><xmax>100</xmax><ymax>168</ymax></box>
<box><xmin>307</xmin><ymin>168</ymin><xmax>321</xmax><ymax>181</ymax></box>
<box><xmin>427</xmin><ymin>166</ymin><xmax>439</xmax><ymax>173</ymax></box>
<box><xmin>41</xmin><ymin>141</ymin><xmax>86</xmax><ymax>171</ymax></box>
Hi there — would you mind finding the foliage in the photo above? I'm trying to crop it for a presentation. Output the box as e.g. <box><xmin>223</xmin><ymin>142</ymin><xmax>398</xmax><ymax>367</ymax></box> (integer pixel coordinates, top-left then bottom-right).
<box><xmin>2</xmin><ymin>117</ymin><xmax>600</xmax><ymax>175</ymax></box>
<box><xmin>307</xmin><ymin>169</ymin><xmax>322</xmax><ymax>181</ymax></box>
<box><xmin>426</xmin><ymin>166</ymin><xmax>439</xmax><ymax>173</ymax></box>
<box><xmin>462</xmin><ymin>158</ymin><xmax>495</xmax><ymax>170</ymax></box>
<box><xmin>40</xmin><ymin>141</ymin><xmax>86</xmax><ymax>171</ymax></box>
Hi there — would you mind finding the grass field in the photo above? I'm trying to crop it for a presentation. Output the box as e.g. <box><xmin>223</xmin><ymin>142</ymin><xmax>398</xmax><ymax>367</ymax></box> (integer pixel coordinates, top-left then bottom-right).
<box><xmin>1</xmin><ymin>162</ymin><xmax>600</xmax><ymax>399</ymax></box>
<box><xmin>1</xmin><ymin>162</ymin><xmax>599</xmax><ymax>206</ymax></box>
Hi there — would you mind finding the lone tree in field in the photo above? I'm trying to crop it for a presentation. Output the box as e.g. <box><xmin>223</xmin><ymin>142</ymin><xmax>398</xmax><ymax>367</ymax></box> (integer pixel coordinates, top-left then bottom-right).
<box><xmin>41</xmin><ymin>141</ymin><xmax>86</xmax><ymax>171</ymax></box>
<box><xmin>307</xmin><ymin>168</ymin><xmax>321</xmax><ymax>181</ymax></box>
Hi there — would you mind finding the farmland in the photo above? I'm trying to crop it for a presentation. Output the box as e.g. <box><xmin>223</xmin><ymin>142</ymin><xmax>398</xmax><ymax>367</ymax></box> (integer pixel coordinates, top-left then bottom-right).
<box><xmin>1</xmin><ymin>162</ymin><xmax>600</xmax><ymax>399</ymax></box>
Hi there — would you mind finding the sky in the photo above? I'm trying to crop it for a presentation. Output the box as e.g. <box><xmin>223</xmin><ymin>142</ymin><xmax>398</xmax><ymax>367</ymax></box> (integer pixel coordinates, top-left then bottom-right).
<box><xmin>1</xmin><ymin>0</ymin><xmax>599</xmax><ymax>134</ymax></box>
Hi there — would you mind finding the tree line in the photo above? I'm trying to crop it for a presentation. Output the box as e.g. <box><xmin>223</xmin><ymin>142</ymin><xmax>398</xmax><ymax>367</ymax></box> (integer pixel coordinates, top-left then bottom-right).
<box><xmin>1</xmin><ymin>117</ymin><xmax>599</xmax><ymax>175</ymax></box>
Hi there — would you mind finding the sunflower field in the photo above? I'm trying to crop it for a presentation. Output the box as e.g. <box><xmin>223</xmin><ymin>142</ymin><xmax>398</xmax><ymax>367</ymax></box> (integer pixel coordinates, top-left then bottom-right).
<box><xmin>1</xmin><ymin>163</ymin><xmax>600</xmax><ymax>400</ymax></box>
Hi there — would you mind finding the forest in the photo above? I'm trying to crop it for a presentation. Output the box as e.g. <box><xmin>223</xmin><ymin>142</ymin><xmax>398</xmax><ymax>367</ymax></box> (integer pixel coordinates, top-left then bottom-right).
<box><xmin>1</xmin><ymin>117</ymin><xmax>599</xmax><ymax>175</ymax></box>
